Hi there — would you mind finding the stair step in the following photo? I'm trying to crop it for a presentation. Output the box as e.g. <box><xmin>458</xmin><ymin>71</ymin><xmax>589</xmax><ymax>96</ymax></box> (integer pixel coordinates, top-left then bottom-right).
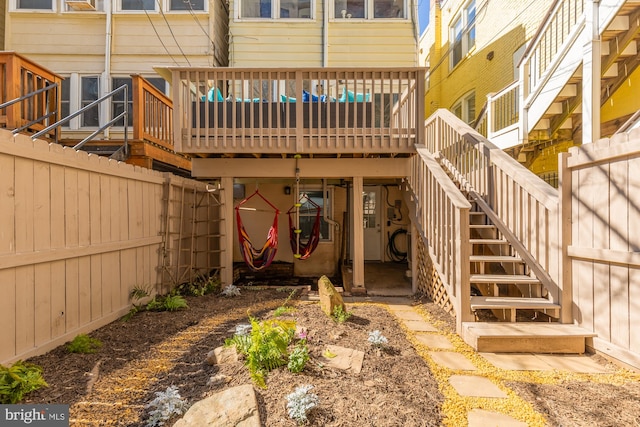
<box><xmin>462</xmin><ymin>322</ymin><xmax>596</xmax><ymax>353</ymax></box>
<box><xmin>470</xmin><ymin>274</ymin><xmax>540</xmax><ymax>284</ymax></box>
<box><xmin>470</xmin><ymin>255</ymin><xmax>523</xmax><ymax>263</ymax></box>
<box><xmin>470</xmin><ymin>296</ymin><xmax>559</xmax><ymax>310</ymax></box>
<box><xmin>470</xmin><ymin>239</ymin><xmax>509</xmax><ymax>245</ymax></box>
<box><xmin>469</xmin><ymin>224</ymin><xmax>495</xmax><ymax>229</ymax></box>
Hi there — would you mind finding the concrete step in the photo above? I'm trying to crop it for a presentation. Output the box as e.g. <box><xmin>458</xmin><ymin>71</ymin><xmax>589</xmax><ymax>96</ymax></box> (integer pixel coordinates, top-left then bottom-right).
<box><xmin>462</xmin><ymin>322</ymin><xmax>597</xmax><ymax>353</ymax></box>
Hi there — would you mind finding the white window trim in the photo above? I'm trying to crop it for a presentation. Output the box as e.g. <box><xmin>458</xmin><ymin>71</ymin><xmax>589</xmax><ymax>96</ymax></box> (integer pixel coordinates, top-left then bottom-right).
<box><xmin>115</xmin><ymin>0</ymin><xmax>208</xmax><ymax>13</ymax></box>
<box><xmin>235</xmin><ymin>0</ymin><xmax>315</xmax><ymax>20</ymax></box>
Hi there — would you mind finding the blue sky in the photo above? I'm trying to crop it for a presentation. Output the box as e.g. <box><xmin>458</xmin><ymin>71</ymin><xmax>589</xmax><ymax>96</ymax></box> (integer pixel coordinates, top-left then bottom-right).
<box><xmin>418</xmin><ymin>0</ymin><xmax>430</xmax><ymax>35</ymax></box>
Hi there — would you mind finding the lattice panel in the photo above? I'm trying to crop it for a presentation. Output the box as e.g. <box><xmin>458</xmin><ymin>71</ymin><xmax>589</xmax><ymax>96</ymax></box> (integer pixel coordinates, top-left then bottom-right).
<box><xmin>415</xmin><ymin>237</ymin><xmax>455</xmax><ymax>316</ymax></box>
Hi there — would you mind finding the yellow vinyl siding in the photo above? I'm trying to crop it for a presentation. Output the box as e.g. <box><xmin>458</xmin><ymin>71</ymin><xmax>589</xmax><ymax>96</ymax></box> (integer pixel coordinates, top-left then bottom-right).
<box><xmin>329</xmin><ymin>23</ymin><xmax>416</xmax><ymax>66</ymax></box>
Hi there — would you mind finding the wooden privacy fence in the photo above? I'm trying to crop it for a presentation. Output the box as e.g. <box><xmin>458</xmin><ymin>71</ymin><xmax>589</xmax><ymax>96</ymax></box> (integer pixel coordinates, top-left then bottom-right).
<box><xmin>407</xmin><ymin>145</ymin><xmax>471</xmax><ymax>334</ymax></box>
<box><xmin>561</xmin><ymin>128</ymin><xmax>640</xmax><ymax>369</ymax></box>
<box><xmin>0</xmin><ymin>130</ymin><xmax>221</xmax><ymax>365</ymax></box>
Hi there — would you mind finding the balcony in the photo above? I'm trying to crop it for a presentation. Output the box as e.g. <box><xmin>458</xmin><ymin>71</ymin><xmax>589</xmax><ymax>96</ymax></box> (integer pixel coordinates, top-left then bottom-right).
<box><xmin>168</xmin><ymin>67</ymin><xmax>426</xmax><ymax>156</ymax></box>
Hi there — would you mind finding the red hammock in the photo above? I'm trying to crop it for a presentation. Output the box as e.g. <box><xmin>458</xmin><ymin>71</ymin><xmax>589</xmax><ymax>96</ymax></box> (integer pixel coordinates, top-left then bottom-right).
<box><xmin>235</xmin><ymin>189</ymin><xmax>279</xmax><ymax>271</ymax></box>
<box><xmin>287</xmin><ymin>194</ymin><xmax>322</xmax><ymax>260</ymax></box>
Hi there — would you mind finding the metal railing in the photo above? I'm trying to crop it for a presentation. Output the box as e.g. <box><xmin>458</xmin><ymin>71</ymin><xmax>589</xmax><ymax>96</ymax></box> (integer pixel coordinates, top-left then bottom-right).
<box><xmin>32</xmin><ymin>85</ymin><xmax>129</xmax><ymax>159</ymax></box>
<box><xmin>0</xmin><ymin>83</ymin><xmax>60</xmax><ymax>137</ymax></box>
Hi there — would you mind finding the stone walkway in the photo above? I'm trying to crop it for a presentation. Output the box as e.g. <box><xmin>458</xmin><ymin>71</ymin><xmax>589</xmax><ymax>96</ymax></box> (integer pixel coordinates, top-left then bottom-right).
<box><xmin>344</xmin><ymin>296</ymin><xmax>619</xmax><ymax>427</ymax></box>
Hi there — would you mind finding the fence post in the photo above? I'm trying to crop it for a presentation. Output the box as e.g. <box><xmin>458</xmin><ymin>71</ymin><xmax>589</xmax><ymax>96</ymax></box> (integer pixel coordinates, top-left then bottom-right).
<box><xmin>558</xmin><ymin>151</ymin><xmax>573</xmax><ymax>323</ymax></box>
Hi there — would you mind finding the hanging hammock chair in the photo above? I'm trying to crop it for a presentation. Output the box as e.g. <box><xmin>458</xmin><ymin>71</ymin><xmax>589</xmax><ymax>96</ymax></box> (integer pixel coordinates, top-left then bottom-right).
<box><xmin>287</xmin><ymin>194</ymin><xmax>322</xmax><ymax>260</ymax></box>
<box><xmin>235</xmin><ymin>189</ymin><xmax>279</xmax><ymax>271</ymax></box>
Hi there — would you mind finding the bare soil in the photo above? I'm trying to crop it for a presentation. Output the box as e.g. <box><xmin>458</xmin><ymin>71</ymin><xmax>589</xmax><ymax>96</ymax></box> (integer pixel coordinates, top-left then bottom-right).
<box><xmin>23</xmin><ymin>287</ymin><xmax>640</xmax><ymax>427</ymax></box>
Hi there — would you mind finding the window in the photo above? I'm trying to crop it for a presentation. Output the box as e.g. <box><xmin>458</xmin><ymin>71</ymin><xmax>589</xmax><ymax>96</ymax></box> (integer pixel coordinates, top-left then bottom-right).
<box><xmin>450</xmin><ymin>0</ymin><xmax>475</xmax><ymax>68</ymax></box>
<box><xmin>240</xmin><ymin>0</ymin><xmax>312</xmax><ymax>18</ymax></box>
<box><xmin>121</xmin><ymin>0</ymin><xmax>155</xmax><ymax>10</ymax></box>
<box><xmin>452</xmin><ymin>91</ymin><xmax>476</xmax><ymax>124</ymax></box>
<box><xmin>334</xmin><ymin>0</ymin><xmax>404</xmax><ymax>19</ymax></box>
<box><xmin>170</xmin><ymin>0</ymin><xmax>205</xmax><ymax>10</ymax></box>
<box><xmin>298</xmin><ymin>190</ymin><xmax>332</xmax><ymax>242</ymax></box>
<box><xmin>16</xmin><ymin>0</ymin><xmax>52</xmax><ymax>9</ymax></box>
<box><xmin>61</xmin><ymin>79</ymin><xmax>70</xmax><ymax>119</ymax></box>
<box><xmin>81</xmin><ymin>76</ymin><xmax>100</xmax><ymax>127</ymax></box>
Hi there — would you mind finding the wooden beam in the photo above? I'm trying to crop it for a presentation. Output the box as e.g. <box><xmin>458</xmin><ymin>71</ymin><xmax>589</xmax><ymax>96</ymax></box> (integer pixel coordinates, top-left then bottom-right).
<box><xmin>191</xmin><ymin>158</ymin><xmax>410</xmax><ymax>178</ymax></box>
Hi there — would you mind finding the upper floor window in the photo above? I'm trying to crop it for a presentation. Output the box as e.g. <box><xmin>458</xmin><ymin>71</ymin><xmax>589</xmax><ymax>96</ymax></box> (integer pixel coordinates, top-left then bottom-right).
<box><xmin>16</xmin><ymin>0</ymin><xmax>51</xmax><ymax>9</ymax></box>
<box><xmin>334</xmin><ymin>0</ymin><xmax>404</xmax><ymax>19</ymax></box>
<box><xmin>121</xmin><ymin>0</ymin><xmax>155</xmax><ymax>10</ymax></box>
<box><xmin>450</xmin><ymin>0</ymin><xmax>475</xmax><ymax>69</ymax></box>
<box><xmin>170</xmin><ymin>0</ymin><xmax>205</xmax><ymax>10</ymax></box>
<box><xmin>240</xmin><ymin>0</ymin><xmax>312</xmax><ymax>18</ymax></box>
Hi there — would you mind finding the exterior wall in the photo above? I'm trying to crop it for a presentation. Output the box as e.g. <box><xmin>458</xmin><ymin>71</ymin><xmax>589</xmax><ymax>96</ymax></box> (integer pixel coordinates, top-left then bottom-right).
<box><xmin>425</xmin><ymin>0</ymin><xmax>553</xmax><ymax>119</ymax></box>
<box><xmin>5</xmin><ymin>1</ymin><xmax>228</xmax><ymax>75</ymax></box>
<box><xmin>229</xmin><ymin>0</ymin><xmax>418</xmax><ymax>67</ymax></box>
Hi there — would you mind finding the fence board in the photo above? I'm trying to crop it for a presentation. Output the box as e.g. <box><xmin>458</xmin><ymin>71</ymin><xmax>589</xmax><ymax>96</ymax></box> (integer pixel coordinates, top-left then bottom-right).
<box><xmin>78</xmin><ymin>256</ymin><xmax>91</xmax><ymax>326</ymax></box>
<box><xmin>15</xmin><ymin>158</ymin><xmax>34</xmax><ymax>253</ymax></box>
<box><xmin>34</xmin><ymin>161</ymin><xmax>51</xmax><ymax>251</ymax></box>
<box><xmin>50</xmin><ymin>260</ymin><xmax>66</xmax><ymax>338</ymax></box>
<box><xmin>0</xmin><ymin>269</ymin><xmax>16</xmax><ymax>361</ymax></box>
<box><xmin>575</xmin><ymin>149</ymin><xmax>595</xmax><ymax>330</ymax></box>
<box><xmin>65</xmin><ymin>258</ymin><xmax>79</xmax><ymax>333</ymax></box>
<box><xmin>65</xmin><ymin>168</ymin><xmax>79</xmax><ymax>248</ymax></box>
<box><xmin>0</xmin><ymin>153</ymin><xmax>15</xmax><ymax>255</ymax></box>
<box><xmin>78</xmin><ymin>170</ymin><xmax>91</xmax><ymax>247</ymax></box>
<box><xmin>90</xmin><ymin>255</ymin><xmax>102</xmax><ymax>321</ymax></box>
<box><xmin>50</xmin><ymin>164</ymin><xmax>65</xmax><ymax>249</ymax></box>
<box><xmin>14</xmin><ymin>266</ymin><xmax>34</xmax><ymax>355</ymax></box>
<box><xmin>593</xmin><ymin>141</ymin><xmax>611</xmax><ymax>342</ymax></box>
<box><xmin>34</xmin><ymin>263</ymin><xmax>51</xmax><ymax>346</ymax></box>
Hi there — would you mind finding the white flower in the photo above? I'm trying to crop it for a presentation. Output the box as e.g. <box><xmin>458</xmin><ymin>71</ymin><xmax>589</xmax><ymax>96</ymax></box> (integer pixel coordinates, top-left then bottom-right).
<box><xmin>221</xmin><ymin>284</ymin><xmax>241</xmax><ymax>297</ymax></box>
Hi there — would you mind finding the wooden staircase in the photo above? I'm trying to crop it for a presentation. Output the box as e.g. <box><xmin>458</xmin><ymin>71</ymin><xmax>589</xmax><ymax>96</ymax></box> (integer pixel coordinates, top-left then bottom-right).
<box><xmin>461</xmin><ymin>190</ymin><xmax>595</xmax><ymax>353</ymax></box>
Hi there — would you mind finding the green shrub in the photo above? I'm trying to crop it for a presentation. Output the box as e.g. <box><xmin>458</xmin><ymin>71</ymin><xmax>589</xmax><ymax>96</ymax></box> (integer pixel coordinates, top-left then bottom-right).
<box><xmin>0</xmin><ymin>361</ymin><xmax>48</xmax><ymax>404</ymax></box>
<box><xmin>274</xmin><ymin>306</ymin><xmax>296</xmax><ymax>317</ymax></box>
<box><xmin>177</xmin><ymin>276</ymin><xmax>221</xmax><ymax>297</ymax></box>
<box><xmin>287</xmin><ymin>341</ymin><xmax>310</xmax><ymax>373</ymax></box>
<box><xmin>67</xmin><ymin>334</ymin><xmax>102</xmax><ymax>354</ymax></box>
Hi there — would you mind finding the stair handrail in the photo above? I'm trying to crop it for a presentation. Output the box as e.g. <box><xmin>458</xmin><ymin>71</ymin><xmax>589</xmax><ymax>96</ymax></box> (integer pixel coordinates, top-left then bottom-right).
<box><xmin>439</xmin><ymin>154</ymin><xmax>561</xmax><ymax>305</ymax></box>
<box><xmin>32</xmin><ymin>85</ymin><xmax>129</xmax><ymax>156</ymax></box>
<box><xmin>424</xmin><ymin>108</ymin><xmax>562</xmax><ymax>302</ymax></box>
<box><xmin>615</xmin><ymin>109</ymin><xmax>640</xmax><ymax>134</ymax></box>
<box><xmin>0</xmin><ymin>83</ymin><xmax>60</xmax><ymax>139</ymax></box>
<box><xmin>408</xmin><ymin>145</ymin><xmax>472</xmax><ymax>334</ymax></box>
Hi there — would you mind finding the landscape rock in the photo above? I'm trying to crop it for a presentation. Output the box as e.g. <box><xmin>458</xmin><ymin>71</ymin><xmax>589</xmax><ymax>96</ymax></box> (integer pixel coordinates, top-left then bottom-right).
<box><xmin>321</xmin><ymin>345</ymin><xmax>364</xmax><ymax>374</ymax></box>
<box><xmin>318</xmin><ymin>275</ymin><xmax>346</xmax><ymax>317</ymax></box>
<box><xmin>173</xmin><ymin>384</ymin><xmax>260</xmax><ymax>427</ymax></box>
<box><xmin>206</xmin><ymin>346</ymin><xmax>238</xmax><ymax>366</ymax></box>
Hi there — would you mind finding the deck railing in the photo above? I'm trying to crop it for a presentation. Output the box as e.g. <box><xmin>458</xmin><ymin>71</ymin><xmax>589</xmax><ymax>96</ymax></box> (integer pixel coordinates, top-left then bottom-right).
<box><xmin>424</xmin><ymin>109</ymin><xmax>568</xmax><ymax>320</ymax></box>
<box><xmin>170</xmin><ymin>67</ymin><xmax>425</xmax><ymax>155</ymax></box>
<box><xmin>132</xmin><ymin>74</ymin><xmax>174</xmax><ymax>151</ymax></box>
<box><xmin>0</xmin><ymin>51</ymin><xmax>62</xmax><ymax>141</ymax></box>
<box><xmin>486</xmin><ymin>81</ymin><xmax>519</xmax><ymax>147</ymax></box>
<box><xmin>408</xmin><ymin>145</ymin><xmax>472</xmax><ymax>333</ymax></box>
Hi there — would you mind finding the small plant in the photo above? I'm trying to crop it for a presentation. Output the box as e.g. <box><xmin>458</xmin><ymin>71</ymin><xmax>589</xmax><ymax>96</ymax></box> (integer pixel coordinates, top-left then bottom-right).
<box><xmin>224</xmin><ymin>317</ymin><xmax>296</xmax><ymax>388</ymax></box>
<box><xmin>331</xmin><ymin>305</ymin><xmax>352</xmax><ymax>323</ymax></box>
<box><xmin>177</xmin><ymin>275</ymin><xmax>221</xmax><ymax>297</ymax></box>
<box><xmin>145</xmin><ymin>385</ymin><xmax>188</xmax><ymax>426</ymax></box>
<box><xmin>274</xmin><ymin>306</ymin><xmax>296</xmax><ymax>317</ymax></box>
<box><xmin>286</xmin><ymin>384</ymin><xmax>319</xmax><ymax>425</ymax></box>
<box><xmin>287</xmin><ymin>341</ymin><xmax>310</xmax><ymax>373</ymax></box>
<box><xmin>221</xmin><ymin>284</ymin><xmax>241</xmax><ymax>297</ymax></box>
<box><xmin>0</xmin><ymin>360</ymin><xmax>48</xmax><ymax>404</ymax></box>
<box><xmin>66</xmin><ymin>334</ymin><xmax>102</xmax><ymax>354</ymax></box>
<box><xmin>146</xmin><ymin>295</ymin><xmax>188</xmax><ymax>312</ymax></box>
<box><xmin>368</xmin><ymin>330</ymin><xmax>388</xmax><ymax>348</ymax></box>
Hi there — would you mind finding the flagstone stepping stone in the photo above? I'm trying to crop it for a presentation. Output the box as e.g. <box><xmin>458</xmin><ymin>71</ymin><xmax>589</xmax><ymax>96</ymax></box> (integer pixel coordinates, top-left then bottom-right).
<box><xmin>173</xmin><ymin>384</ymin><xmax>260</xmax><ymax>427</ymax></box>
<box><xmin>414</xmin><ymin>333</ymin><xmax>454</xmax><ymax>349</ymax></box>
<box><xmin>468</xmin><ymin>409</ymin><xmax>527</xmax><ymax>427</ymax></box>
<box><xmin>321</xmin><ymin>345</ymin><xmax>365</xmax><ymax>374</ymax></box>
<box><xmin>428</xmin><ymin>351</ymin><xmax>477</xmax><ymax>371</ymax></box>
<box><xmin>392</xmin><ymin>310</ymin><xmax>425</xmax><ymax>322</ymax></box>
<box><xmin>448</xmin><ymin>375</ymin><xmax>507</xmax><ymax>398</ymax></box>
<box><xmin>403</xmin><ymin>320</ymin><xmax>438</xmax><ymax>332</ymax></box>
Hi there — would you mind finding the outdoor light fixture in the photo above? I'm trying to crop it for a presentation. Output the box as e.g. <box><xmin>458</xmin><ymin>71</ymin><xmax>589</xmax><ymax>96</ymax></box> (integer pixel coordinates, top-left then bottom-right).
<box><xmin>284</xmin><ymin>186</ymin><xmax>292</xmax><ymax>195</ymax></box>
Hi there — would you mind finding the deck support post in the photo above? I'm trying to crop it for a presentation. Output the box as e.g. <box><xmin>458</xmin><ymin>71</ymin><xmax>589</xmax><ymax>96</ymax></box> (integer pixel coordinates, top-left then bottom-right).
<box><xmin>352</xmin><ymin>176</ymin><xmax>366</xmax><ymax>294</ymax></box>
<box><xmin>221</xmin><ymin>177</ymin><xmax>235</xmax><ymax>287</ymax></box>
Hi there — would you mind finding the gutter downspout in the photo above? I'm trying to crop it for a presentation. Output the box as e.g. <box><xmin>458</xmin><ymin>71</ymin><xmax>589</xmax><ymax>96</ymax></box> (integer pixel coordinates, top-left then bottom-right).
<box><xmin>103</xmin><ymin>0</ymin><xmax>113</xmax><ymax>138</ymax></box>
<box><xmin>322</xmin><ymin>0</ymin><xmax>329</xmax><ymax>66</ymax></box>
